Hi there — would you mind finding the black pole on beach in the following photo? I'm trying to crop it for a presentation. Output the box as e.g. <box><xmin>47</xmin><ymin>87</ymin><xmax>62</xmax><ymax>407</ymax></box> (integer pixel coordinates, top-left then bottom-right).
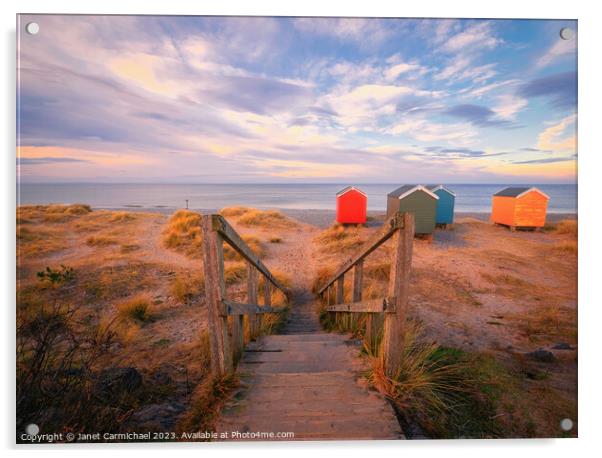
<box><xmin>185</xmin><ymin>199</ymin><xmax>189</xmax><ymax>210</ymax></box>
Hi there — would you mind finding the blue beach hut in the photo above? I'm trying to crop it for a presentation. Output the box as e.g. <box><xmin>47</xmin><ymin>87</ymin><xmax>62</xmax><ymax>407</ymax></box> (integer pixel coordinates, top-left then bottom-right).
<box><xmin>427</xmin><ymin>185</ymin><xmax>455</xmax><ymax>227</ymax></box>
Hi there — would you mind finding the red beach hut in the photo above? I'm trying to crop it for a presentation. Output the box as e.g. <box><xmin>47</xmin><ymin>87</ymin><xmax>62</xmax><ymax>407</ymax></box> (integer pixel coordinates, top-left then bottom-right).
<box><xmin>336</xmin><ymin>186</ymin><xmax>367</xmax><ymax>224</ymax></box>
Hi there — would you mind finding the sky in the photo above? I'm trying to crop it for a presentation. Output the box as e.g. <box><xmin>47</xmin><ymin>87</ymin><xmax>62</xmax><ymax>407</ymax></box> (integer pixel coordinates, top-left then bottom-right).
<box><xmin>17</xmin><ymin>15</ymin><xmax>577</xmax><ymax>184</ymax></box>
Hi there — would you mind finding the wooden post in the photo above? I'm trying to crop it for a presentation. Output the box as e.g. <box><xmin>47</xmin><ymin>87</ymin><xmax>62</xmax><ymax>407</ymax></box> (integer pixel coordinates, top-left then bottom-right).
<box><xmin>381</xmin><ymin>213</ymin><xmax>414</xmax><ymax>377</ymax></box>
<box><xmin>263</xmin><ymin>280</ymin><xmax>272</xmax><ymax>307</ymax></box>
<box><xmin>336</xmin><ymin>275</ymin><xmax>344</xmax><ymax>325</ymax></box>
<box><xmin>336</xmin><ymin>275</ymin><xmax>345</xmax><ymax>303</ymax></box>
<box><xmin>352</xmin><ymin>260</ymin><xmax>363</xmax><ymax>302</ymax></box>
<box><xmin>247</xmin><ymin>263</ymin><xmax>259</xmax><ymax>340</ymax></box>
<box><xmin>352</xmin><ymin>261</ymin><xmax>370</xmax><ymax>343</ymax></box>
<box><xmin>201</xmin><ymin>215</ymin><xmax>232</xmax><ymax>375</ymax></box>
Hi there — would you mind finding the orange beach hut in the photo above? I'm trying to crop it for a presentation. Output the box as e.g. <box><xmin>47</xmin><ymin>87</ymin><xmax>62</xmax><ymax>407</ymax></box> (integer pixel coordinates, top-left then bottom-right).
<box><xmin>336</xmin><ymin>186</ymin><xmax>367</xmax><ymax>224</ymax></box>
<box><xmin>491</xmin><ymin>186</ymin><xmax>550</xmax><ymax>229</ymax></box>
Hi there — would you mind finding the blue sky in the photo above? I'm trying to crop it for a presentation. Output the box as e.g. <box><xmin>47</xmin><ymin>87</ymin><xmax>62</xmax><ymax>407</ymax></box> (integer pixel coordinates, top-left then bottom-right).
<box><xmin>17</xmin><ymin>15</ymin><xmax>577</xmax><ymax>183</ymax></box>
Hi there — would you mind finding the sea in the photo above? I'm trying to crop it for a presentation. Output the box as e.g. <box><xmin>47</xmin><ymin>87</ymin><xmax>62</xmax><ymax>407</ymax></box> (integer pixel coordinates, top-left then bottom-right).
<box><xmin>18</xmin><ymin>183</ymin><xmax>577</xmax><ymax>214</ymax></box>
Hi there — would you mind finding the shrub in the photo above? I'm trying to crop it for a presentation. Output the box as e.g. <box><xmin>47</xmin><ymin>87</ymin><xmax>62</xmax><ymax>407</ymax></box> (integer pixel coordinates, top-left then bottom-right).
<box><xmin>17</xmin><ymin>268</ymin><xmax>119</xmax><ymax>437</ymax></box>
<box><xmin>367</xmin><ymin>320</ymin><xmax>511</xmax><ymax>438</ymax></box>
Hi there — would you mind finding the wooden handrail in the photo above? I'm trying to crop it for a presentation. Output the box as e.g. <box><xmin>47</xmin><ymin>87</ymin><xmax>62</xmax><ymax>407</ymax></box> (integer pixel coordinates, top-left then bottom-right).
<box><xmin>201</xmin><ymin>213</ymin><xmax>289</xmax><ymax>375</ymax></box>
<box><xmin>317</xmin><ymin>213</ymin><xmax>406</xmax><ymax>295</ymax></box>
<box><xmin>209</xmin><ymin>214</ymin><xmax>289</xmax><ymax>295</ymax></box>
<box><xmin>317</xmin><ymin>212</ymin><xmax>415</xmax><ymax>377</ymax></box>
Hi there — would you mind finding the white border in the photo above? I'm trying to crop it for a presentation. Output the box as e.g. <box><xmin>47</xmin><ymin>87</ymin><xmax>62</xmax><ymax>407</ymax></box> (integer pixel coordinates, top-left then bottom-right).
<box><xmin>3</xmin><ymin>1</ymin><xmax>602</xmax><ymax>458</ymax></box>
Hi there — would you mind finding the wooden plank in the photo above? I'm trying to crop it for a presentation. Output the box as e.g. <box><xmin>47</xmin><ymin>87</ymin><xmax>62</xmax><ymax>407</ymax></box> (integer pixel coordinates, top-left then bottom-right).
<box><xmin>210</xmin><ymin>215</ymin><xmax>288</xmax><ymax>294</ymax></box>
<box><xmin>247</xmin><ymin>263</ymin><xmax>259</xmax><ymax>340</ymax></box>
<box><xmin>325</xmin><ymin>297</ymin><xmax>393</xmax><ymax>313</ymax></box>
<box><xmin>382</xmin><ymin>213</ymin><xmax>414</xmax><ymax>377</ymax></box>
<box><xmin>201</xmin><ymin>215</ymin><xmax>232</xmax><ymax>375</ymax></box>
<box><xmin>317</xmin><ymin>213</ymin><xmax>405</xmax><ymax>295</ymax></box>
<box><xmin>223</xmin><ymin>300</ymin><xmax>282</xmax><ymax>315</ymax></box>
<box><xmin>352</xmin><ymin>261</ymin><xmax>363</xmax><ymax>302</ymax></box>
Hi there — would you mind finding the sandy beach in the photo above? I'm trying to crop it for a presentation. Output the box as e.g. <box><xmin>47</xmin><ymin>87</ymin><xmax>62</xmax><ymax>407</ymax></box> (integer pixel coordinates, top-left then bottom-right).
<box><xmin>16</xmin><ymin>204</ymin><xmax>577</xmax><ymax>438</ymax></box>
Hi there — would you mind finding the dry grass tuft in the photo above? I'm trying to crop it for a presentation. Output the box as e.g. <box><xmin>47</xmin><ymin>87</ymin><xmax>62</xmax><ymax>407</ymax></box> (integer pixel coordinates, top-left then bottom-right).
<box><xmin>509</xmin><ymin>303</ymin><xmax>576</xmax><ymax>343</ymax></box>
<box><xmin>117</xmin><ymin>293</ymin><xmax>154</xmax><ymax>323</ymax></box>
<box><xmin>171</xmin><ymin>273</ymin><xmax>203</xmax><ymax>304</ymax></box>
<box><xmin>110</xmin><ymin>211</ymin><xmax>137</xmax><ymax>223</ymax></box>
<box><xmin>365</xmin><ymin>319</ymin><xmax>522</xmax><ymax>438</ymax></box>
<box><xmin>86</xmin><ymin>235</ymin><xmax>119</xmax><ymax>247</ymax></box>
<box><xmin>224</xmin><ymin>262</ymin><xmax>247</xmax><ymax>285</ymax></box>
<box><xmin>162</xmin><ymin>210</ymin><xmax>203</xmax><ymax>258</ymax></box>
<box><xmin>312</xmin><ymin>266</ymin><xmax>336</xmax><ymax>293</ymax></box>
<box><xmin>177</xmin><ymin>371</ymin><xmax>239</xmax><ymax>435</ymax></box>
<box><xmin>237</xmin><ymin>209</ymin><xmax>297</xmax><ymax>228</ymax></box>
<box><xmin>17</xmin><ymin>226</ymin><xmax>67</xmax><ymax>257</ymax></box>
<box><xmin>553</xmin><ymin>240</ymin><xmax>577</xmax><ymax>255</ymax></box>
<box><xmin>552</xmin><ymin>219</ymin><xmax>577</xmax><ymax>237</ymax></box>
<box><xmin>219</xmin><ymin>206</ymin><xmax>252</xmax><ymax>218</ymax></box>
<box><xmin>314</xmin><ymin>223</ymin><xmax>366</xmax><ymax>254</ymax></box>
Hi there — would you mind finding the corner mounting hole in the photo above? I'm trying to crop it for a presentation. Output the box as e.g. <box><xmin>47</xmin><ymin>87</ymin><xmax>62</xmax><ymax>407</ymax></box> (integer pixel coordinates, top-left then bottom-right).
<box><xmin>26</xmin><ymin>22</ymin><xmax>39</xmax><ymax>35</ymax></box>
<box><xmin>559</xmin><ymin>27</ymin><xmax>573</xmax><ymax>40</ymax></box>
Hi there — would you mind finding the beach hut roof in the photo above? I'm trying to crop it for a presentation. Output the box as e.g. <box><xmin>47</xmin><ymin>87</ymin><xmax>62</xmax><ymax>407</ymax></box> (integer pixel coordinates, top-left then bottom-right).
<box><xmin>388</xmin><ymin>185</ymin><xmax>439</xmax><ymax>200</ymax></box>
<box><xmin>494</xmin><ymin>186</ymin><xmax>549</xmax><ymax>200</ymax></box>
<box><xmin>426</xmin><ymin>184</ymin><xmax>456</xmax><ymax>197</ymax></box>
<box><xmin>336</xmin><ymin>186</ymin><xmax>367</xmax><ymax>197</ymax></box>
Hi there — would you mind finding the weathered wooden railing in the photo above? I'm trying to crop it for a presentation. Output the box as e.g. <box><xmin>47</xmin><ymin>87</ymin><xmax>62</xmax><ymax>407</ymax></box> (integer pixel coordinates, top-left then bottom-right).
<box><xmin>202</xmin><ymin>214</ymin><xmax>290</xmax><ymax>376</ymax></box>
<box><xmin>317</xmin><ymin>212</ymin><xmax>414</xmax><ymax>376</ymax></box>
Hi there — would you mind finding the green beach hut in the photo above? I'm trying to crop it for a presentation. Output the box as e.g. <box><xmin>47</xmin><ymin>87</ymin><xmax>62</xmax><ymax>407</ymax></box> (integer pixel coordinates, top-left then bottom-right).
<box><xmin>386</xmin><ymin>185</ymin><xmax>439</xmax><ymax>235</ymax></box>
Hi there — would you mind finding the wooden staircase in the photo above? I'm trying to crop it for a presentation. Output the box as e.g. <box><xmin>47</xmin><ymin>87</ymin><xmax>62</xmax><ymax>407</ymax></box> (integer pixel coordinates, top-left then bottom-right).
<box><xmin>217</xmin><ymin>289</ymin><xmax>403</xmax><ymax>441</ymax></box>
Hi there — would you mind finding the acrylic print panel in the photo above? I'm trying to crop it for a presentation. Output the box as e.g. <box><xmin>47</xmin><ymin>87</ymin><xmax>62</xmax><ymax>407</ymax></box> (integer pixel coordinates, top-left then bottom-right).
<box><xmin>16</xmin><ymin>15</ymin><xmax>578</xmax><ymax>443</ymax></box>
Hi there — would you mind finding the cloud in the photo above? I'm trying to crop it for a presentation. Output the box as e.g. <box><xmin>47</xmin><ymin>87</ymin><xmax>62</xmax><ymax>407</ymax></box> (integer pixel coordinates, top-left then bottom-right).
<box><xmin>16</xmin><ymin>15</ymin><xmax>577</xmax><ymax>184</ymax></box>
<box><xmin>293</xmin><ymin>18</ymin><xmax>393</xmax><ymax>46</ymax></box>
<box><xmin>536</xmin><ymin>36</ymin><xmax>577</xmax><ymax>69</ymax></box>
<box><xmin>325</xmin><ymin>84</ymin><xmax>437</xmax><ymax>131</ymax></box>
<box><xmin>443</xmin><ymin>104</ymin><xmax>513</xmax><ymax>127</ymax></box>
<box><xmin>513</xmin><ymin>156</ymin><xmax>575</xmax><ymax>164</ymax></box>
<box><xmin>17</xmin><ymin>156</ymin><xmax>90</xmax><ymax>165</ymax></box>
<box><xmin>519</xmin><ymin>71</ymin><xmax>577</xmax><ymax>109</ymax></box>
<box><xmin>536</xmin><ymin>114</ymin><xmax>577</xmax><ymax>152</ymax></box>
<box><xmin>493</xmin><ymin>94</ymin><xmax>528</xmax><ymax>119</ymax></box>
<box><xmin>386</xmin><ymin>118</ymin><xmax>477</xmax><ymax>143</ymax></box>
<box><xmin>384</xmin><ymin>61</ymin><xmax>427</xmax><ymax>81</ymax></box>
<box><xmin>202</xmin><ymin>75</ymin><xmax>313</xmax><ymax>115</ymax></box>
<box><xmin>441</xmin><ymin>22</ymin><xmax>502</xmax><ymax>53</ymax></box>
